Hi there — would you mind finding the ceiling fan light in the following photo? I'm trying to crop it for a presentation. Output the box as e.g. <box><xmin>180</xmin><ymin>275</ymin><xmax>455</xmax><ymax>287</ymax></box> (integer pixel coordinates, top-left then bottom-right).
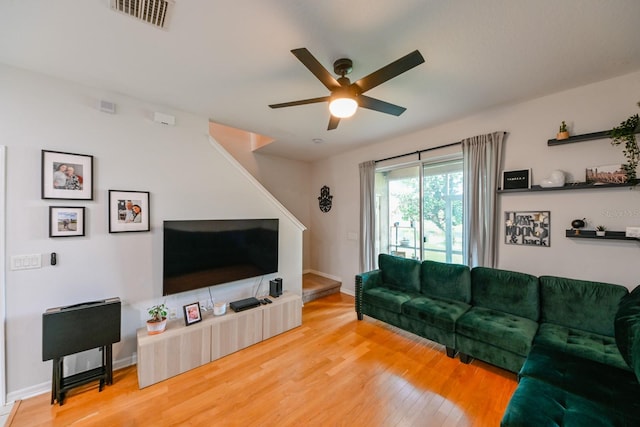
<box><xmin>329</xmin><ymin>97</ymin><xmax>358</xmax><ymax>118</ymax></box>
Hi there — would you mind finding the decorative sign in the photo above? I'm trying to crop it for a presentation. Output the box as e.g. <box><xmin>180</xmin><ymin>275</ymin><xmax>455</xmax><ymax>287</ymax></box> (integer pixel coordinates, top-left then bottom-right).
<box><xmin>505</xmin><ymin>211</ymin><xmax>550</xmax><ymax>246</ymax></box>
<box><xmin>502</xmin><ymin>169</ymin><xmax>531</xmax><ymax>190</ymax></box>
<box><xmin>318</xmin><ymin>185</ymin><xmax>333</xmax><ymax>213</ymax></box>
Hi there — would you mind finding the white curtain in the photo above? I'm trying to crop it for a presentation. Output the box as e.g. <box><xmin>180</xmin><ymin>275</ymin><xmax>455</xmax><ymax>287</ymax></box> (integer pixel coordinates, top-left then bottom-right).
<box><xmin>462</xmin><ymin>132</ymin><xmax>505</xmax><ymax>268</ymax></box>
<box><xmin>359</xmin><ymin>160</ymin><xmax>376</xmax><ymax>272</ymax></box>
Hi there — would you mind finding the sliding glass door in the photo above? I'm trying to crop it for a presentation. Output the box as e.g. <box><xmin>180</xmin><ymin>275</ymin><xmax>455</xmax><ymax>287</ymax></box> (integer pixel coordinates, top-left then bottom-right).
<box><xmin>375</xmin><ymin>158</ymin><xmax>463</xmax><ymax>264</ymax></box>
<box><xmin>422</xmin><ymin>160</ymin><xmax>463</xmax><ymax>263</ymax></box>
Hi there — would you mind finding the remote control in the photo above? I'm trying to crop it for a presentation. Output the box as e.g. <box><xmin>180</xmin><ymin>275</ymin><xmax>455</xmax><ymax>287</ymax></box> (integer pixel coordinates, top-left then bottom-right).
<box><xmin>260</xmin><ymin>299</ymin><xmax>267</xmax><ymax>305</ymax></box>
<box><xmin>264</xmin><ymin>298</ymin><xmax>272</xmax><ymax>304</ymax></box>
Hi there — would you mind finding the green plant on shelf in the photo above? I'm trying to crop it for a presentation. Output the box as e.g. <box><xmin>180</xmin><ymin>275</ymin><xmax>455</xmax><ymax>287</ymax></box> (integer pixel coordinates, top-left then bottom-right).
<box><xmin>610</xmin><ymin>102</ymin><xmax>640</xmax><ymax>182</ymax></box>
<box><xmin>148</xmin><ymin>303</ymin><xmax>168</xmax><ymax>322</ymax></box>
<box><xmin>559</xmin><ymin>121</ymin><xmax>568</xmax><ymax>133</ymax></box>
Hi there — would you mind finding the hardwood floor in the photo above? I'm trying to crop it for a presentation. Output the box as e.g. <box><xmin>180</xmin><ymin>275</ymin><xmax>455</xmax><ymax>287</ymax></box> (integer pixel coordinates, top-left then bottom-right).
<box><xmin>10</xmin><ymin>293</ymin><xmax>517</xmax><ymax>426</ymax></box>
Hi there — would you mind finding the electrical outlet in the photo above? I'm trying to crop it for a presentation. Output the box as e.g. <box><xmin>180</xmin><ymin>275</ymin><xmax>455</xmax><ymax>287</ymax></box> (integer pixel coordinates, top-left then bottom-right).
<box><xmin>169</xmin><ymin>307</ymin><xmax>177</xmax><ymax>319</ymax></box>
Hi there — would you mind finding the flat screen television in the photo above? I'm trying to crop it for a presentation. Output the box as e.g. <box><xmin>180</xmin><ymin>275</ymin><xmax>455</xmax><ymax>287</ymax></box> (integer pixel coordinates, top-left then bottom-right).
<box><xmin>163</xmin><ymin>219</ymin><xmax>279</xmax><ymax>296</ymax></box>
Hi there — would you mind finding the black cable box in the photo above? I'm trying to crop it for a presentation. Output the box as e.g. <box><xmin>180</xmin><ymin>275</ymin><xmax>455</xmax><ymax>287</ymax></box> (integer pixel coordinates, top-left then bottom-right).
<box><xmin>229</xmin><ymin>297</ymin><xmax>262</xmax><ymax>312</ymax></box>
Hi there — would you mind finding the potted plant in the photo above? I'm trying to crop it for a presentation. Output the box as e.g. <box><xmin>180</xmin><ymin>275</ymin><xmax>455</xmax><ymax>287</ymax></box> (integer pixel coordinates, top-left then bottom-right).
<box><xmin>146</xmin><ymin>303</ymin><xmax>168</xmax><ymax>335</ymax></box>
<box><xmin>610</xmin><ymin>102</ymin><xmax>640</xmax><ymax>182</ymax></box>
<box><xmin>557</xmin><ymin>121</ymin><xmax>570</xmax><ymax>140</ymax></box>
<box><xmin>595</xmin><ymin>225</ymin><xmax>607</xmax><ymax>237</ymax></box>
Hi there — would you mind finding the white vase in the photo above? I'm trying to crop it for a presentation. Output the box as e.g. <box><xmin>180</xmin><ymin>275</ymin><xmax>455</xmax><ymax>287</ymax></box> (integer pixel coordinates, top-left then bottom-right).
<box><xmin>596</xmin><ymin>231</ymin><xmax>606</xmax><ymax>237</ymax></box>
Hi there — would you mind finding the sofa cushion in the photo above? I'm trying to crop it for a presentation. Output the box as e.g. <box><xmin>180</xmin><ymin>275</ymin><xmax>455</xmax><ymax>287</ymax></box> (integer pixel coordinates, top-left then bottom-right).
<box><xmin>402</xmin><ymin>296</ymin><xmax>470</xmax><ymax>333</ymax></box>
<box><xmin>534</xmin><ymin>323</ymin><xmax>629</xmax><ymax>371</ymax></box>
<box><xmin>501</xmin><ymin>376</ymin><xmax>636</xmax><ymax>427</ymax></box>
<box><xmin>378</xmin><ymin>253</ymin><xmax>421</xmax><ymax>293</ymax></box>
<box><xmin>471</xmin><ymin>267</ymin><xmax>540</xmax><ymax>321</ymax></box>
<box><xmin>519</xmin><ymin>344</ymin><xmax>640</xmax><ymax>415</ymax></box>
<box><xmin>456</xmin><ymin>307</ymin><xmax>538</xmax><ymax>356</ymax></box>
<box><xmin>420</xmin><ymin>260</ymin><xmax>471</xmax><ymax>303</ymax></box>
<box><xmin>615</xmin><ymin>285</ymin><xmax>640</xmax><ymax>381</ymax></box>
<box><xmin>539</xmin><ymin>275</ymin><xmax>628</xmax><ymax>336</ymax></box>
<box><xmin>363</xmin><ymin>287</ymin><xmax>415</xmax><ymax>314</ymax></box>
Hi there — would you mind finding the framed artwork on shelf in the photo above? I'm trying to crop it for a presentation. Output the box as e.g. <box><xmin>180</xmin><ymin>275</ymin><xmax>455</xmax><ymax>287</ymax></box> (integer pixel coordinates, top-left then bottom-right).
<box><xmin>585</xmin><ymin>164</ymin><xmax>627</xmax><ymax>184</ymax></box>
<box><xmin>108</xmin><ymin>190</ymin><xmax>150</xmax><ymax>233</ymax></box>
<box><xmin>41</xmin><ymin>150</ymin><xmax>94</xmax><ymax>200</ymax></box>
<box><xmin>505</xmin><ymin>211</ymin><xmax>550</xmax><ymax>247</ymax></box>
<box><xmin>501</xmin><ymin>169</ymin><xmax>531</xmax><ymax>190</ymax></box>
<box><xmin>183</xmin><ymin>302</ymin><xmax>202</xmax><ymax>326</ymax></box>
<box><xmin>49</xmin><ymin>206</ymin><xmax>85</xmax><ymax>237</ymax></box>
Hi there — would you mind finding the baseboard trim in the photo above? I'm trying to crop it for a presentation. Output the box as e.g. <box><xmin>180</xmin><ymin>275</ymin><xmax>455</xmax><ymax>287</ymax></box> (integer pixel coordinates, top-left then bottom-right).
<box><xmin>340</xmin><ymin>289</ymin><xmax>355</xmax><ymax>297</ymax></box>
<box><xmin>6</xmin><ymin>355</ymin><xmax>136</xmax><ymax>404</ymax></box>
<box><xmin>305</xmin><ymin>270</ymin><xmax>342</xmax><ymax>283</ymax></box>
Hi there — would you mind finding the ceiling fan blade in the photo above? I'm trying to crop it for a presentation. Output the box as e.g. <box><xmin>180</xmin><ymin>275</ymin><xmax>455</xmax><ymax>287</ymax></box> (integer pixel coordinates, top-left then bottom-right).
<box><xmin>327</xmin><ymin>115</ymin><xmax>341</xmax><ymax>130</ymax></box>
<box><xmin>358</xmin><ymin>95</ymin><xmax>406</xmax><ymax>116</ymax></box>
<box><xmin>269</xmin><ymin>96</ymin><xmax>330</xmax><ymax>109</ymax></box>
<box><xmin>354</xmin><ymin>50</ymin><xmax>425</xmax><ymax>93</ymax></box>
<box><xmin>291</xmin><ymin>48</ymin><xmax>341</xmax><ymax>91</ymax></box>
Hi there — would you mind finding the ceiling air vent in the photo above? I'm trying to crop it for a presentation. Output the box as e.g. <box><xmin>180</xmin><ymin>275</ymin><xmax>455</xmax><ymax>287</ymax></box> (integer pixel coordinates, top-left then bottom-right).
<box><xmin>110</xmin><ymin>0</ymin><xmax>173</xmax><ymax>30</ymax></box>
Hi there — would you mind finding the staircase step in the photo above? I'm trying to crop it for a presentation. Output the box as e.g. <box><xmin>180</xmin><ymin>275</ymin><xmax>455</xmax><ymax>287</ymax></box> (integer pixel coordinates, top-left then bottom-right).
<box><xmin>302</xmin><ymin>273</ymin><xmax>341</xmax><ymax>303</ymax></box>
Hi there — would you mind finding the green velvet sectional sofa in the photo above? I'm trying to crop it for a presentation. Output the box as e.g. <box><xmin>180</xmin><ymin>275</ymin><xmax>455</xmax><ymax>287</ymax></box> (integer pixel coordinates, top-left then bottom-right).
<box><xmin>355</xmin><ymin>253</ymin><xmax>640</xmax><ymax>426</ymax></box>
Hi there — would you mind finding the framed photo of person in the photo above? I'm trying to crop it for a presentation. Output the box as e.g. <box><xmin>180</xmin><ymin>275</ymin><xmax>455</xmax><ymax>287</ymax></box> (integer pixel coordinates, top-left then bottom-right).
<box><xmin>49</xmin><ymin>206</ymin><xmax>85</xmax><ymax>237</ymax></box>
<box><xmin>183</xmin><ymin>302</ymin><xmax>202</xmax><ymax>326</ymax></box>
<box><xmin>41</xmin><ymin>150</ymin><xmax>94</xmax><ymax>200</ymax></box>
<box><xmin>108</xmin><ymin>190</ymin><xmax>150</xmax><ymax>233</ymax></box>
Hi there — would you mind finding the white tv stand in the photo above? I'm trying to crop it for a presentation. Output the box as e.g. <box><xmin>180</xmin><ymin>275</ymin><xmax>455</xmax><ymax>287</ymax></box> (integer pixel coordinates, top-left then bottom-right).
<box><xmin>136</xmin><ymin>292</ymin><xmax>302</xmax><ymax>388</ymax></box>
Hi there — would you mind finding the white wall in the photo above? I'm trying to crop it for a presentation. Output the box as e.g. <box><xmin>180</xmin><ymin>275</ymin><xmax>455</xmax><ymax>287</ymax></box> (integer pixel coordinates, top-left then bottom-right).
<box><xmin>0</xmin><ymin>64</ymin><xmax>304</xmax><ymax>400</ymax></box>
<box><xmin>251</xmin><ymin>154</ymin><xmax>312</xmax><ymax>271</ymax></box>
<box><xmin>216</xmin><ymin>138</ymin><xmax>312</xmax><ymax>271</ymax></box>
<box><xmin>311</xmin><ymin>70</ymin><xmax>640</xmax><ymax>293</ymax></box>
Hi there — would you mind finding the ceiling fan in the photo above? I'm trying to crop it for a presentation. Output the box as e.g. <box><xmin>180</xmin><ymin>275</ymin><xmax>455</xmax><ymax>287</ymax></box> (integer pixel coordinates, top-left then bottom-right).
<box><xmin>269</xmin><ymin>48</ymin><xmax>425</xmax><ymax>130</ymax></box>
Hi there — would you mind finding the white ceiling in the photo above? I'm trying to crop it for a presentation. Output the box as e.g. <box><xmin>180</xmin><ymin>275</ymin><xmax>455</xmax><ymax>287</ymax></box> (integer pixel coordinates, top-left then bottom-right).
<box><xmin>2</xmin><ymin>0</ymin><xmax>640</xmax><ymax>162</ymax></box>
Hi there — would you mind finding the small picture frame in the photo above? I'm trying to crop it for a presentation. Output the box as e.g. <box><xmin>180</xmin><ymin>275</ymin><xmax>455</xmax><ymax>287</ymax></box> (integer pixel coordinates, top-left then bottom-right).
<box><xmin>108</xmin><ymin>190</ymin><xmax>150</xmax><ymax>233</ymax></box>
<box><xmin>42</xmin><ymin>150</ymin><xmax>94</xmax><ymax>200</ymax></box>
<box><xmin>501</xmin><ymin>169</ymin><xmax>531</xmax><ymax>190</ymax></box>
<box><xmin>585</xmin><ymin>164</ymin><xmax>627</xmax><ymax>184</ymax></box>
<box><xmin>49</xmin><ymin>206</ymin><xmax>85</xmax><ymax>237</ymax></box>
<box><xmin>183</xmin><ymin>302</ymin><xmax>202</xmax><ymax>326</ymax></box>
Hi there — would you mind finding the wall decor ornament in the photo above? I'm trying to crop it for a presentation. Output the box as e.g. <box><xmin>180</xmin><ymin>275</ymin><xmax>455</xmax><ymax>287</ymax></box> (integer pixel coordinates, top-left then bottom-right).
<box><xmin>49</xmin><ymin>206</ymin><xmax>85</xmax><ymax>237</ymax></box>
<box><xmin>41</xmin><ymin>150</ymin><xmax>94</xmax><ymax>200</ymax></box>
<box><xmin>318</xmin><ymin>185</ymin><xmax>333</xmax><ymax>213</ymax></box>
<box><xmin>586</xmin><ymin>164</ymin><xmax>628</xmax><ymax>184</ymax></box>
<box><xmin>501</xmin><ymin>169</ymin><xmax>531</xmax><ymax>190</ymax></box>
<box><xmin>540</xmin><ymin>170</ymin><xmax>565</xmax><ymax>188</ymax></box>
<box><xmin>505</xmin><ymin>211</ymin><xmax>550</xmax><ymax>246</ymax></box>
<box><xmin>108</xmin><ymin>190</ymin><xmax>150</xmax><ymax>233</ymax></box>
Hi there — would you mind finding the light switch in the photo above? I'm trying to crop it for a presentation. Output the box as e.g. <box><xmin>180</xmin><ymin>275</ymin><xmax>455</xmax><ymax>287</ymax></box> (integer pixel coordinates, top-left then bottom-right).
<box><xmin>10</xmin><ymin>254</ymin><xmax>42</xmax><ymax>270</ymax></box>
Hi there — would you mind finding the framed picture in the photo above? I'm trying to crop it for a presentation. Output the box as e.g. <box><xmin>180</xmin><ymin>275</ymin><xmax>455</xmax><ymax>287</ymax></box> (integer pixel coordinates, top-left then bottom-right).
<box><xmin>108</xmin><ymin>190</ymin><xmax>150</xmax><ymax>233</ymax></box>
<box><xmin>501</xmin><ymin>169</ymin><xmax>531</xmax><ymax>190</ymax></box>
<box><xmin>183</xmin><ymin>302</ymin><xmax>202</xmax><ymax>326</ymax></box>
<box><xmin>49</xmin><ymin>206</ymin><xmax>85</xmax><ymax>237</ymax></box>
<box><xmin>586</xmin><ymin>164</ymin><xmax>627</xmax><ymax>184</ymax></box>
<box><xmin>505</xmin><ymin>211</ymin><xmax>550</xmax><ymax>246</ymax></box>
<box><xmin>42</xmin><ymin>150</ymin><xmax>93</xmax><ymax>200</ymax></box>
